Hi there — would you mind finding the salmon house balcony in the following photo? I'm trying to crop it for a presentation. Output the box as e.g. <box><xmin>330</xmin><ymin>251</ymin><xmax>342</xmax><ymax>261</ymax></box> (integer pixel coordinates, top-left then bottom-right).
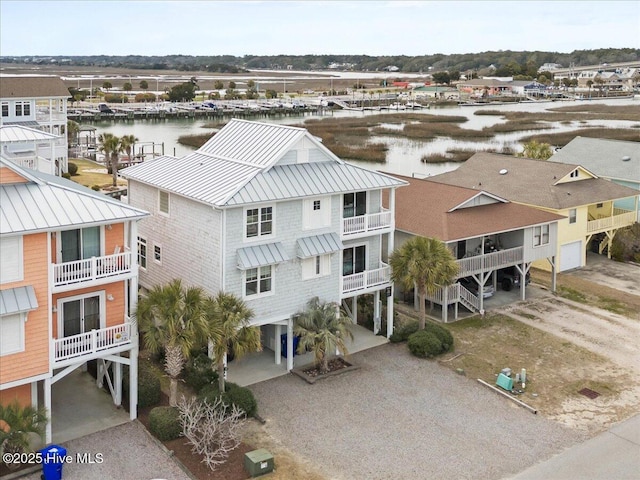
<box><xmin>51</xmin><ymin>250</ymin><xmax>134</xmax><ymax>293</ymax></box>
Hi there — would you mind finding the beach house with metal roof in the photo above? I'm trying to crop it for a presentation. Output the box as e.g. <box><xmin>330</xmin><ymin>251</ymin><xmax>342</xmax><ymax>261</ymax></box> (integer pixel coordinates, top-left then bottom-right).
<box><xmin>430</xmin><ymin>153</ymin><xmax>639</xmax><ymax>272</ymax></box>
<box><xmin>122</xmin><ymin>119</ymin><xmax>407</xmax><ymax>375</ymax></box>
<box><xmin>388</xmin><ymin>174</ymin><xmax>563</xmax><ymax>321</ymax></box>
<box><xmin>0</xmin><ymin>158</ymin><xmax>149</xmax><ymax>443</ymax></box>
<box><xmin>0</xmin><ymin>75</ymin><xmax>70</xmax><ymax>175</ymax></box>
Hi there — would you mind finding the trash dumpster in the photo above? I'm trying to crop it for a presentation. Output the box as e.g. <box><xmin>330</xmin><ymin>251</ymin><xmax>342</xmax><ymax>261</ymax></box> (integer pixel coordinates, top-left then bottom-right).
<box><xmin>39</xmin><ymin>445</ymin><xmax>67</xmax><ymax>480</ymax></box>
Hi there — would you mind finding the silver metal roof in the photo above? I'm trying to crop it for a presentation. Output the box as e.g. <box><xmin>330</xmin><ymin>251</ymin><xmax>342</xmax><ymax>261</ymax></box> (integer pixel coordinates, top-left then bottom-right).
<box><xmin>226</xmin><ymin>162</ymin><xmax>407</xmax><ymax>205</ymax></box>
<box><xmin>296</xmin><ymin>232</ymin><xmax>343</xmax><ymax>258</ymax></box>
<box><xmin>122</xmin><ymin>119</ymin><xmax>406</xmax><ymax>208</ymax></box>
<box><xmin>197</xmin><ymin>119</ymin><xmax>306</xmax><ymax>167</ymax></box>
<box><xmin>236</xmin><ymin>242</ymin><xmax>289</xmax><ymax>270</ymax></box>
<box><xmin>0</xmin><ymin>125</ymin><xmax>58</xmax><ymax>143</ymax></box>
<box><xmin>122</xmin><ymin>152</ymin><xmax>261</xmax><ymax>206</ymax></box>
<box><xmin>1</xmin><ymin>159</ymin><xmax>149</xmax><ymax>235</ymax></box>
<box><xmin>0</xmin><ymin>285</ymin><xmax>38</xmax><ymax>315</ymax></box>
<box><xmin>1</xmin><ymin>121</ymin><xmax>41</xmax><ymax>128</ymax></box>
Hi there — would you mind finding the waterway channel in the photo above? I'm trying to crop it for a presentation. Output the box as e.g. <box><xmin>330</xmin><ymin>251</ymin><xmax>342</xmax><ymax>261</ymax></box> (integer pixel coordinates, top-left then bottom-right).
<box><xmin>84</xmin><ymin>97</ymin><xmax>638</xmax><ymax>178</ymax></box>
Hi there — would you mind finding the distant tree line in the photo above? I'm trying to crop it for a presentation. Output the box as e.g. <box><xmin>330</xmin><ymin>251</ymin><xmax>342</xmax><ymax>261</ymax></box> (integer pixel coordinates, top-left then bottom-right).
<box><xmin>2</xmin><ymin>48</ymin><xmax>637</xmax><ymax>74</ymax></box>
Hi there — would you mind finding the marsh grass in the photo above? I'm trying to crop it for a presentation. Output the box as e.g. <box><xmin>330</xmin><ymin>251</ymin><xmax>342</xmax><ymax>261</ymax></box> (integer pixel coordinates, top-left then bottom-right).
<box><xmin>522</xmin><ymin>128</ymin><xmax>640</xmax><ymax>145</ymax></box>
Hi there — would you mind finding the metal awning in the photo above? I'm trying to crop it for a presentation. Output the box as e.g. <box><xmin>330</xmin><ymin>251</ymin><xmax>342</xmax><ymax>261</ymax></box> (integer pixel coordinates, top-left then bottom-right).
<box><xmin>296</xmin><ymin>232</ymin><xmax>343</xmax><ymax>258</ymax></box>
<box><xmin>0</xmin><ymin>285</ymin><xmax>38</xmax><ymax>316</ymax></box>
<box><xmin>237</xmin><ymin>242</ymin><xmax>289</xmax><ymax>270</ymax></box>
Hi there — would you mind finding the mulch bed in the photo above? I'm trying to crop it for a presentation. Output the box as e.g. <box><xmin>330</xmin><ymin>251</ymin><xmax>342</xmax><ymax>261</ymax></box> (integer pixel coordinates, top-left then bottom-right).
<box><xmin>137</xmin><ymin>392</ymin><xmax>253</xmax><ymax>480</ymax></box>
<box><xmin>302</xmin><ymin>357</ymin><xmax>352</xmax><ymax>377</ymax></box>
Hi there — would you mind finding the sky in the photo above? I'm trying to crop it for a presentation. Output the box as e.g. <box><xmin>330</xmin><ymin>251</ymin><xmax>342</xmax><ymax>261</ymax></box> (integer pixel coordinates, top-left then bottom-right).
<box><xmin>1</xmin><ymin>1</ymin><xmax>638</xmax><ymax>57</ymax></box>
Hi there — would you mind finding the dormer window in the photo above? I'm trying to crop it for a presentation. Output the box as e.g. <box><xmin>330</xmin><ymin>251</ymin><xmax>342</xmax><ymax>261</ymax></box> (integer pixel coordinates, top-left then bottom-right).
<box><xmin>570</xmin><ymin>170</ymin><xmax>579</xmax><ymax>178</ymax></box>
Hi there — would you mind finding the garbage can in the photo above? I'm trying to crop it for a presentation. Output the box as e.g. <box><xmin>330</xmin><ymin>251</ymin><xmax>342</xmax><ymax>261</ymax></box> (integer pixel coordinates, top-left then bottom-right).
<box><xmin>280</xmin><ymin>334</ymin><xmax>300</xmax><ymax>358</ymax></box>
<box><xmin>39</xmin><ymin>445</ymin><xmax>67</xmax><ymax>480</ymax></box>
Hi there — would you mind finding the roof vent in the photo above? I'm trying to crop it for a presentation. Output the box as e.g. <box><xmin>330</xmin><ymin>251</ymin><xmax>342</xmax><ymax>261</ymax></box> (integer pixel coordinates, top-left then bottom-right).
<box><xmin>622</xmin><ymin>156</ymin><xmax>631</xmax><ymax>162</ymax></box>
<box><xmin>499</xmin><ymin>169</ymin><xmax>508</xmax><ymax>175</ymax></box>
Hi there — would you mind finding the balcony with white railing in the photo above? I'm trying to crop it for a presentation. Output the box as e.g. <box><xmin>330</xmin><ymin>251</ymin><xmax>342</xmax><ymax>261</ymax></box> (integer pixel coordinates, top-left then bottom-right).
<box><xmin>51</xmin><ymin>250</ymin><xmax>134</xmax><ymax>292</ymax></box>
<box><xmin>587</xmin><ymin>208</ymin><xmax>636</xmax><ymax>234</ymax></box>
<box><xmin>341</xmin><ymin>262</ymin><xmax>391</xmax><ymax>296</ymax></box>
<box><xmin>342</xmin><ymin>209</ymin><xmax>392</xmax><ymax>237</ymax></box>
<box><xmin>456</xmin><ymin>246</ymin><xmax>524</xmax><ymax>277</ymax></box>
<box><xmin>52</xmin><ymin>322</ymin><xmax>135</xmax><ymax>368</ymax></box>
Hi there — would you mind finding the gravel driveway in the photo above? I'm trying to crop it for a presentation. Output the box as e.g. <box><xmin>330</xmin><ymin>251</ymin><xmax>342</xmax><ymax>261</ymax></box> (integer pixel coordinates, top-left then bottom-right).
<box><xmin>249</xmin><ymin>344</ymin><xmax>584</xmax><ymax>480</ymax></box>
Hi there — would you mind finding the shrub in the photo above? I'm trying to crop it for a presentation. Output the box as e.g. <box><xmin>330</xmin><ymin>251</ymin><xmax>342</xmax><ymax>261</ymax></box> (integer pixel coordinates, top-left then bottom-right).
<box><xmin>91</xmin><ymin>184</ymin><xmax>101</xmax><ymax>191</ymax></box>
<box><xmin>67</xmin><ymin>162</ymin><xmax>78</xmax><ymax>176</ymax></box>
<box><xmin>184</xmin><ymin>354</ymin><xmax>218</xmax><ymax>392</ymax></box>
<box><xmin>407</xmin><ymin>331</ymin><xmax>443</xmax><ymax>358</ymax></box>
<box><xmin>134</xmin><ymin>92</ymin><xmax>157</xmax><ymax>102</ymax></box>
<box><xmin>149</xmin><ymin>406</ymin><xmax>181</xmax><ymax>441</ymax></box>
<box><xmin>62</xmin><ymin>172</ymin><xmax>71</xmax><ymax>179</ymax></box>
<box><xmin>423</xmin><ymin>323</ymin><xmax>454</xmax><ymax>352</ymax></box>
<box><xmin>198</xmin><ymin>382</ymin><xmax>257</xmax><ymax>418</ymax></box>
<box><xmin>123</xmin><ymin>359</ymin><xmax>161</xmax><ymax>408</ymax></box>
<box><xmin>389</xmin><ymin>319</ymin><xmax>419</xmax><ymax>343</ymax></box>
<box><xmin>104</xmin><ymin>93</ymin><xmax>127</xmax><ymax>103</ymax></box>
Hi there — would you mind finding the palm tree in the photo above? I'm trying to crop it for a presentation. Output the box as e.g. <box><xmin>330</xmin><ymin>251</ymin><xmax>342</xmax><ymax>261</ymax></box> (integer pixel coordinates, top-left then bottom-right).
<box><xmin>98</xmin><ymin>133</ymin><xmax>123</xmax><ymax>187</ymax></box>
<box><xmin>389</xmin><ymin>236</ymin><xmax>459</xmax><ymax>330</ymax></box>
<box><xmin>207</xmin><ymin>292</ymin><xmax>261</xmax><ymax>393</ymax></box>
<box><xmin>518</xmin><ymin>140</ymin><xmax>553</xmax><ymax>160</ymax></box>
<box><xmin>294</xmin><ymin>297</ymin><xmax>354</xmax><ymax>374</ymax></box>
<box><xmin>120</xmin><ymin>134</ymin><xmax>138</xmax><ymax>164</ymax></box>
<box><xmin>136</xmin><ymin>279</ymin><xmax>210</xmax><ymax>406</ymax></box>
<box><xmin>0</xmin><ymin>401</ymin><xmax>47</xmax><ymax>471</ymax></box>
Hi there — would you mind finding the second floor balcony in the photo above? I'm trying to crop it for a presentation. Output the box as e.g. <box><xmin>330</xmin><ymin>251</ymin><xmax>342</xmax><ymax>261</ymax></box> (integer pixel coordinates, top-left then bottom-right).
<box><xmin>587</xmin><ymin>208</ymin><xmax>636</xmax><ymax>234</ymax></box>
<box><xmin>51</xmin><ymin>250</ymin><xmax>134</xmax><ymax>292</ymax></box>
<box><xmin>341</xmin><ymin>261</ymin><xmax>391</xmax><ymax>296</ymax></box>
<box><xmin>456</xmin><ymin>246</ymin><xmax>524</xmax><ymax>278</ymax></box>
<box><xmin>342</xmin><ymin>209</ymin><xmax>392</xmax><ymax>237</ymax></box>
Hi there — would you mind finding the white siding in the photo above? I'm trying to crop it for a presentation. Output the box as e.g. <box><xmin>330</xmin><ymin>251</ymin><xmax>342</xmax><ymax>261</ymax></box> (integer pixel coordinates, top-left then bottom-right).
<box><xmin>128</xmin><ymin>180</ymin><xmax>222</xmax><ymax>293</ymax></box>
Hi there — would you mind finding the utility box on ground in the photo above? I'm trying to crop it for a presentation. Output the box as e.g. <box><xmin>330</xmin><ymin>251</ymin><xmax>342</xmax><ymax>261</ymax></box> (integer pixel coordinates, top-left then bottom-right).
<box><xmin>496</xmin><ymin>373</ymin><xmax>514</xmax><ymax>391</ymax></box>
<box><xmin>244</xmin><ymin>449</ymin><xmax>274</xmax><ymax>477</ymax></box>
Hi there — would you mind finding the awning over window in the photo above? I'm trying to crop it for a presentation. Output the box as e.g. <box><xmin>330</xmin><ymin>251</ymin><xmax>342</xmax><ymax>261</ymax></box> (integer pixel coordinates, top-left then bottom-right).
<box><xmin>237</xmin><ymin>242</ymin><xmax>289</xmax><ymax>270</ymax></box>
<box><xmin>296</xmin><ymin>232</ymin><xmax>343</xmax><ymax>258</ymax></box>
<box><xmin>0</xmin><ymin>285</ymin><xmax>38</xmax><ymax>316</ymax></box>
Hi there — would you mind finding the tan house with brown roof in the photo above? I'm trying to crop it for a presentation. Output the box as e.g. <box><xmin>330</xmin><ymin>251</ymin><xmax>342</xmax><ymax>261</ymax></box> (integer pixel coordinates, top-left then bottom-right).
<box><xmin>388</xmin><ymin>175</ymin><xmax>563</xmax><ymax>321</ymax></box>
<box><xmin>0</xmin><ymin>75</ymin><xmax>70</xmax><ymax>175</ymax></box>
<box><xmin>430</xmin><ymin>153</ymin><xmax>639</xmax><ymax>272</ymax></box>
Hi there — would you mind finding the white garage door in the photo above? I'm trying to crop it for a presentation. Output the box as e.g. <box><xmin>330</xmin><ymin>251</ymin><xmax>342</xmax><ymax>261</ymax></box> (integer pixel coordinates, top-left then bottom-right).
<box><xmin>560</xmin><ymin>241</ymin><xmax>582</xmax><ymax>271</ymax></box>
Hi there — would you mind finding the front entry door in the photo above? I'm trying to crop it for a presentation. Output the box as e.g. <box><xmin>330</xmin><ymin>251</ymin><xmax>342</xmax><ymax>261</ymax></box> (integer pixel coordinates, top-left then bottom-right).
<box><xmin>60</xmin><ymin>293</ymin><xmax>102</xmax><ymax>337</ymax></box>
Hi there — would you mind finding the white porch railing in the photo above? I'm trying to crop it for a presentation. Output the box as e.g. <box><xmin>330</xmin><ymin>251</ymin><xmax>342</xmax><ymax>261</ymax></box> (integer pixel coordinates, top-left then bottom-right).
<box><xmin>341</xmin><ymin>262</ymin><xmax>391</xmax><ymax>295</ymax></box>
<box><xmin>52</xmin><ymin>323</ymin><xmax>133</xmax><ymax>365</ymax></box>
<box><xmin>51</xmin><ymin>251</ymin><xmax>133</xmax><ymax>290</ymax></box>
<box><xmin>342</xmin><ymin>209</ymin><xmax>392</xmax><ymax>236</ymax></box>
<box><xmin>456</xmin><ymin>246</ymin><xmax>524</xmax><ymax>277</ymax></box>
<box><xmin>587</xmin><ymin>209</ymin><xmax>635</xmax><ymax>234</ymax></box>
<box><xmin>424</xmin><ymin>282</ymin><xmax>480</xmax><ymax>312</ymax></box>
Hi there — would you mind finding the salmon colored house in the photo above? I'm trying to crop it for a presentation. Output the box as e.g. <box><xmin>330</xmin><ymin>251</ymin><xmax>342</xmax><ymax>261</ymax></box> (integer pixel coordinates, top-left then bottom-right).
<box><xmin>0</xmin><ymin>158</ymin><xmax>148</xmax><ymax>443</ymax></box>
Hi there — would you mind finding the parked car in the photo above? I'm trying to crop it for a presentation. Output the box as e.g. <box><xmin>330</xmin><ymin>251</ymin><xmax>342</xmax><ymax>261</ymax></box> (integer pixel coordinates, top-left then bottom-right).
<box><xmin>458</xmin><ymin>277</ymin><xmax>495</xmax><ymax>298</ymax></box>
<box><xmin>496</xmin><ymin>266</ymin><xmax>530</xmax><ymax>291</ymax></box>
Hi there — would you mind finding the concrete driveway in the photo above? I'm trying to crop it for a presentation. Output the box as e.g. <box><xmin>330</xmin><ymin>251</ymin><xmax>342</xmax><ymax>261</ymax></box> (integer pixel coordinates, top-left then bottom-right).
<box><xmin>249</xmin><ymin>344</ymin><xmax>584</xmax><ymax>480</ymax></box>
<box><xmin>565</xmin><ymin>252</ymin><xmax>640</xmax><ymax>296</ymax></box>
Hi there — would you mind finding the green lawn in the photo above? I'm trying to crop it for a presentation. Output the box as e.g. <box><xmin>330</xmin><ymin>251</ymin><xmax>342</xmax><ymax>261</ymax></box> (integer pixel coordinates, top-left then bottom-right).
<box><xmin>68</xmin><ymin>157</ymin><xmax>127</xmax><ymax>189</ymax></box>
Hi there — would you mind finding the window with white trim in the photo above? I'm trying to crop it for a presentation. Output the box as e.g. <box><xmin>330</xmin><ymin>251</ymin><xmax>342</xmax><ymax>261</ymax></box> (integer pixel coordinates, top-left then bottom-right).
<box><xmin>570</xmin><ymin>170</ymin><xmax>579</xmax><ymax>178</ymax></box>
<box><xmin>158</xmin><ymin>190</ymin><xmax>170</xmax><ymax>216</ymax></box>
<box><xmin>1</xmin><ymin>102</ymin><xmax>8</xmax><ymax>117</ymax></box>
<box><xmin>153</xmin><ymin>244</ymin><xmax>162</xmax><ymax>264</ymax></box>
<box><xmin>0</xmin><ymin>236</ymin><xmax>23</xmax><ymax>284</ymax></box>
<box><xmin>0</xmin><ymin>313</ymin><xmax>25</xmax><ymax>356</ymax></box>
<box><xmin>245</xmin><ymin>206</ymin><xmax>273</xmax><ymax>238</ymax></box>
<box><xmin>533</xmin><ymin>224</ymin><xmax>550</xmax><ymax>247</ymax></box>
<box><xmin>569</xmin><ymin>209</ymin><xmax>577</xmax><ymax>224</ymax></box>
<box><xmin>302</xmin><ymin>254</ymin><xmax>331</xmax><ymax>280</ymax></box>
<box><xmin>137</xmin><ymin>237</ymin><xmax>147</xmax><ymax>269</ymax></box>
<box><xmin>245</xmin><ymin>265</ymin><xmax>272</xmax><ymax>296</ymax></box>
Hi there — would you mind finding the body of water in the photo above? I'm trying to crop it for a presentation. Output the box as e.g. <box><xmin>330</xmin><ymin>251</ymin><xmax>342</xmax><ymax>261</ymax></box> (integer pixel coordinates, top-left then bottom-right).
<box><xmin>86</xmin><ymin>97</ymin><xmax>638</xmax><ymax>177</ymax></box>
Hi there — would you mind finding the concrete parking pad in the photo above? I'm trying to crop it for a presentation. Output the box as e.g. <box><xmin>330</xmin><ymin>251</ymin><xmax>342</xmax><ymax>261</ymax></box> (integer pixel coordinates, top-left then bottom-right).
<box><xmin>249</xmin><ymin>343</ymin><xmax>584</xmax><ymax>480</ymax></box>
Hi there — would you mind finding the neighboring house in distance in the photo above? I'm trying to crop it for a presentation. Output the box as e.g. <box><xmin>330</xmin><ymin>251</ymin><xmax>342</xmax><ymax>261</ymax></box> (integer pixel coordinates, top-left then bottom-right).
<box><xmin>0</xmin><ymin>158</ymin><xmax>149</xmax><ymax>443</ymax></box>
<box><xmin>121</xmin><ymin>119</ymin><xmax>407</xmax><ymax>373</ymax></box>
<box><xmin>0</xmin><ymin>75</ymin><xmax>69</xmax><ymax>175</ymax></box>
<box><xmin>510</xmin><ymin>80</ymin><xmax>548</xmax><ymax>97</ymax></box>
<box><xmin>457</xmin><ymin>78</ymin><xmax>512</xmax><ymax>98</ymax></box>
<box><xmin>551</xmin><ymin>137</ymin><xmax>640</xmax><ymax>221</ymax></box>
<box><xmin>388</xmin><ymin>175</ymin><xmax>562</xmax><ymax>321</ymax></box>
<box><xmin>0</xmin><ymin>124</ymin><xmax>62</xmax><ymax>175</ymax></box>
<box><xmin>430</xmin><ymin>153</ymin><xmax>639</xmax><ymax>272</ymax></box>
